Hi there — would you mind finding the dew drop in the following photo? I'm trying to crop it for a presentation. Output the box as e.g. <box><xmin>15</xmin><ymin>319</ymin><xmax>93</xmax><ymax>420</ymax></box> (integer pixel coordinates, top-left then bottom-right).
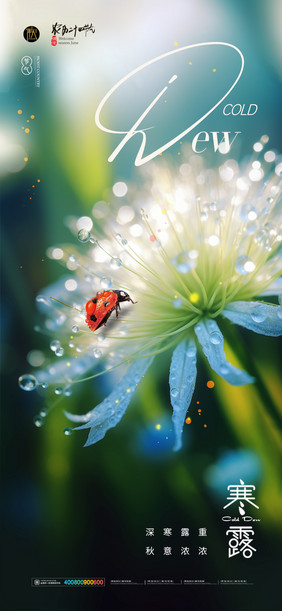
<box><xmin>68</xmin><ymin>254</ymin><xmax>77</xmax><ymax>263</ymax></box>
<box><xmin>77</xmin><ymin>228</ymin><xmax>90</xmax><ymax>243</ymax></box>
<box><xmin>209</xmin><ymin>332</ymin><xmax>221</xmax><ymax>345</ymax></box>
<box><xmin>219</xmin><ymin>365</ymin><xmax>229</xmax><ymax>375</ymax></box>
<box><xmin>76</xmin><ymin>346</ymin><xmax>83</xmax><ymax>353</ymax></box>
<box><xmin>121</xmin><ymin>238</ymin><xmax>128</xmax><ymax>246</ymax></box>
<box><xmin>55</xmin><ymin>386</ymin><xmax>63</xmax><ymax>395</ymax></box>
<box><xmin>93</xmin><ymin>348</ymin><xmax>102</xmax><ymax>358</ymax></box>
<box><xmin>186</xmin><ymin>345</ymin><xmax>197</xmax><ymax>357</ymax></box>
<box><xmin>101</xmin><ymin>276</ymin><xmax>113</xmax><ymax>289</ymax></box>
<box><xmin>251</xmin><ymin>305</ymin><xmax>267</xmax><ymax>323</ymax></box>
<box><xmin>63</xmin><ymin>386</ymin><xmax>72</xmax><ymax>396</ymax></box>
<box><xmin>64</xmin><ymin>427</ymin><xmax>72</xmax><ymax>436</ymax></box>
<box><xmin>171</xmin><ymin>389</ymin><xmax>178</xmax><ymax>398</ymax></box>
<box><xmin>41</xmin><ymin>383</ymin><xmax>48</xmax><ymax>389</ymax></box>
<box><xmin>173</xmin><ymin>298</ymin><xmax>183</xmax><ymax>309</ymax></box>
<box><xmin>97</xmin><ymin>333</ymin><xmax>106</xmax><ymax>343</ymax></box>
<box><xmin>89</xmin><ymin>236</ymin><xmax>98</xmax><ymax>245</ymax></box>
<box><xmin>72</xmin><ymin>325</ymin><xmax>79</xmax><ymax>333</ymax></box>
<box><xmin>171</xmin><ymin>251</ymin><xmax>195</xmax><ymax>273</ymax></box>
<box><xmin>18</xmin><ymin>374</ymin><xmax>37</xmax><ymax>391</ymax></box>
<box><xmin>33</xmin><ymin>416</ymin><xmax>44</xmax><ymax>427</ymax></box>
<box><xmin>110</xmin><ymin>257</ymin><xmax>122</xmax><ymax>269</ymax></box>
<box><xmin>55</xmin><ymin>346</ymin><xmax>64</xmax><ymax>357</ymax></box>
<box><xmin>235</xmin><ymin>255</ymin><xmax>256</xmax><ymax>275</ymax></box>
<box><xmin>69</xmin><ymin>341</ymin><xmax>75</xmax><ymax>348</ymax></box>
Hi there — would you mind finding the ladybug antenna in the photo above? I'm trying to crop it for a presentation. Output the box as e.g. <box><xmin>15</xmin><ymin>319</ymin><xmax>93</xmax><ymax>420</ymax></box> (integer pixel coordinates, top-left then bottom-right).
<box><xmin>49</xmin><ymin>296</ymin><xmax>82</xmax><ymax>312</ymax></box>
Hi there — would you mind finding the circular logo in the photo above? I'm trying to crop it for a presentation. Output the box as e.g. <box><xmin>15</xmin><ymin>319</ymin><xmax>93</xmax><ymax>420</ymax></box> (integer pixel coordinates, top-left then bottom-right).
<box><xmin>23</xmin><ymin>26</ymin><xmax>40</xmax><ymax>43</ymax></box>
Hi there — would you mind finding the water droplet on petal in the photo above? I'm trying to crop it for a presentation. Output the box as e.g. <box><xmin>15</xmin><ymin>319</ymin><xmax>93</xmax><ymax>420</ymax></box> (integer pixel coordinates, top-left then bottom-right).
<box><xmin>55</xmin><ymin>386</ymin><xmax>63</xmax><ymax>395</ymax></box>
<box><xmin>78</xmin><ymin>228</ymin><xmax>90</xmax><ymax>243</ymax></box>
<box><xmin>251</xmin><ymin>305</ymin><xmax>267</xmax><ymax>323</ymax></box>
<box><xmin>72</xmin><ymin>325</ymin><xmax>79</xmax><ymax>333</ymax></box>
<box><xmin>93</xmin><ymin>348</ymin><xmax>102</xmax><ymax>358</ymax></box>
<box><xmin>41</xmin><ymin>383</ymin><xmax>48</xmax><ymax>389</ymax></box>
<box><xmin>63</xmin><ymin>386</ymin><xmax>72</xmax><ymax>396</ymax></box>
<box><xmin>219</xmin><ymin>365</ymin><xmax>229</xmax><ymax>375</ymax></box>
<box><xmin>210</xmin><ymin>332</ymin><xmax>222</xmax><ymax>345</ymax></box>
<box><xmin>186</xmin><ymin>344</ymin><xmax>197</xmax><ymax>357</ymax></box>
<box><xmin>18</xmin><ymin>374</ymin><xmax>37</xmax><ymax>391</ymax></box>
<box><xmin>64</xmin><ymin>427</ymin><xmax>72</xmax><ymax>436</ymax></box>
<box><xmin>171</xmin><ymin>388</ymin><xmax>178</xmax><ymax>398</ymax></box>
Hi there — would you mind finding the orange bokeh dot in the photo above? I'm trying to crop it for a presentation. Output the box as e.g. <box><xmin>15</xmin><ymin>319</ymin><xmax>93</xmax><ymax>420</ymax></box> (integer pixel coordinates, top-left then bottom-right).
<box><xmin>196</xmin><ymin>401</ymin><xmax>199</xmax><ymax>404</ymax></box>
<box><xmin>18</xmin><ymin>109</ymin><xmax>22</xmax><ymax>115</ymax></box>
<box><xmin>24</xmin><ymin>157</ymin><xmax>28</xmax><ymax>162</ymax></box>
<box><xmin>207</xmin><ymin>380</ymin><xmax>215</xmax><ymax>389</ymax></box>
<box><xmin>31</xmin><ymin>115</ymin><xmax>35</xmax><ymax>119</ymax></box>
<box><xmin>37</xmin><ymin>179</ymin><xmax>40</xmax><ymax>182</ymax></box>
<box><xmin>32</xmin><ymin>185</ymin><xmax>35</xmax><ymax>188</ymax></box>
<box><xmin>204</xmin><ymin>424</ymin><xmax>207</xmax><ymax>428</ymax></box>
<box><xmin>185</xmin><ymin>417</ymin><xmax>191</xmax><ymax>424</ymax></box>
<box><xmin>25</xmin><ymin>128</ymin><xmax>30</xmax><ymax>133</ymax></box>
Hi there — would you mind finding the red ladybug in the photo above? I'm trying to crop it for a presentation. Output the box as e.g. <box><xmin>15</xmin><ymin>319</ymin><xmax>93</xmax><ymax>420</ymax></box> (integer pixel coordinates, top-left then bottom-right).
<box><xmin>85</xmin><ymin>290</ymin><xmax>136</xmax><ymax>332</ymax></box>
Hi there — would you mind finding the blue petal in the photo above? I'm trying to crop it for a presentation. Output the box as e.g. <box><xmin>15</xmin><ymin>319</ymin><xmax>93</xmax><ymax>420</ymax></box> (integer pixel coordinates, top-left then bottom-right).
<box><xmin>258</xmin><ymin>278</ymin><xmax>282</xmax><ymax>297</ymax></box>
<box><xmin>169</xmin><ymin>340</ymin><xmax>197</xmax><ymax>451</ymax></box>
<box><xmin>222</xmin><ymin>301</ymin><xmax>282</xmax><ymax>337</ymax></box>
<box><xmin>72</xmin><ymin>356</ymin><xmax>154</xmax><ymax>447</ymax></box>
<box><xmin>36</xmin><ymin>350</ymin><xmax>98</xmax><ymax>384</ymax></box>
<box><xmin>194</xmin><ymin>319</ymin><xmax>254</xmax><ymax>386</ymax></box>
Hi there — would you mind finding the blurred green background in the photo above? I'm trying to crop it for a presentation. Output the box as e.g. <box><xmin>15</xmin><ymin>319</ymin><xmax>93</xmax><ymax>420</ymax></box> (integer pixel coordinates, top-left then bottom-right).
<box><xmin>1</xmin><ymin>0</ymin><xmax>282</xmax><ymax>609</ymax></box>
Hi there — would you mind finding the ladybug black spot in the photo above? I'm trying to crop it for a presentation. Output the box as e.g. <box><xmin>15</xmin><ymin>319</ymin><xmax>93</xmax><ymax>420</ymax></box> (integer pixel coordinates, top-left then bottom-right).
<box><xmin>92</xmin><ymin>298</ymin><xmax>98</xmax><ymax>304</ymax></box>
<box><xmin>90</xmin><ymin>314</ymin><xmax>97</xmax><ymax>321</ymax></box>
<box><xmin>104</xmin><ymin>301</ymin><xmax>109</xmax><ymax>307</ymax></box>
